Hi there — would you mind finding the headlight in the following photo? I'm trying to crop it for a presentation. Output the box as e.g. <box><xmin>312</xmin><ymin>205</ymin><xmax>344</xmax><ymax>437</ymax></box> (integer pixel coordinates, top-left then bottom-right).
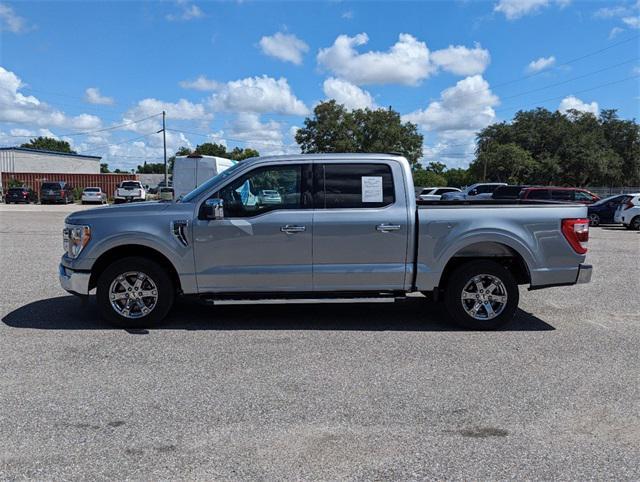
<box><xmin>63</xmin><ymin>224</ymin><xmax>91</xmax><ymax>258</ymax></box>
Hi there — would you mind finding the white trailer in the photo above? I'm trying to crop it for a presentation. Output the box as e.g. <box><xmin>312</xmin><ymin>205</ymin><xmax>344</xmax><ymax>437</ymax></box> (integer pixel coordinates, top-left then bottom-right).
<box><xmin>173</xmin><ymin>155</ymin><xmax>235</xmax><ymax>199</ymax></box>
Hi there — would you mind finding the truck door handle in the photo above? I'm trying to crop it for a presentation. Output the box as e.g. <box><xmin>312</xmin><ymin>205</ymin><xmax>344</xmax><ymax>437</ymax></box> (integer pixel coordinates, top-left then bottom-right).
<box><xmin>376</xmin><ymin>223</ymin><xmax>401</xmax><ymax>232</ymax></box>
<box><xmin>280</xmin><ymin>225</ymin><xmax>306</xmax><ymax>234</ymax></box>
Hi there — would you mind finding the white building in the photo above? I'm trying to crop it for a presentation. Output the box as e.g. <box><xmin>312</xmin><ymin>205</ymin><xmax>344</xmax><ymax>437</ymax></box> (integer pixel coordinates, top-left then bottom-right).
<box><xmin>0</xmin><ymin>147</ymin><xmax>101</xmax><ymax>174</ymax></box>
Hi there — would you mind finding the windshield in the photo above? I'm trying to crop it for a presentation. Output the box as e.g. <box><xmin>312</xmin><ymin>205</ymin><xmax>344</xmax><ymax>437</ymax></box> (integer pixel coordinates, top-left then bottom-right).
<box><xmin>42</xmin><ymin>183</ymin><xmax>61</xmax><ymax>190</ymax></box>
<box><xmin>121</xmin><ymin>181</ymin><xmax>141</xmax><ymax>188</ymax></box>
<box><xmin>180</xmin><ymin>161</ymin><xmax>244</xmax><ymax>202</ymax></box>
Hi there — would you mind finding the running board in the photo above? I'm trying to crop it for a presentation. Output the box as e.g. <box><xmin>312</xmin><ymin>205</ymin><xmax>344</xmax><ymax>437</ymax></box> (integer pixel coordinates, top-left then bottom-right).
<box><xmin>198</xmin><ymin>292</ymin><xmax>407</xmax><ymax>305</ymax></box>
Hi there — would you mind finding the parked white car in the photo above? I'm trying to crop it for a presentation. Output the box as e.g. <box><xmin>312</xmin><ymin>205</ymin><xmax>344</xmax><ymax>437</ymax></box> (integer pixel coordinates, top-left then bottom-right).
<box><xmin>417</xmin><ymin>187</ymin><xmax>461</xmax><ymax>201</ymax></box>
<box><xmin>440</xmin><ymin>183</ymin><xmax>507</xmax><ymax>200</ymax></box>
<box><xmin>81</xmin><ymin>187</ymin><xmax>107</xmax><ymax>205</ymax></box>
<box><xmin>114</xmin><ymin>181</ymin><xmax>146</xmax><ymax>204</ymax></box>
<box><xmin>614</xmin><ymin>193</ymin><xmax>640</xmax><ymax>230</ymax></box>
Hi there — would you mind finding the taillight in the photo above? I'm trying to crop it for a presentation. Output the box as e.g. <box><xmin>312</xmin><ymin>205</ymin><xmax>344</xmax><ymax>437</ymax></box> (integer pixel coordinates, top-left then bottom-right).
<box><xmin>562</xmin><ymin>218</ymin><xmax>589</xmax><ymax>254</ymax></box>
<box><xmin>624</xmin><ymin>201</ymin><xmax>634</xmax><ymax>210</ymax></box>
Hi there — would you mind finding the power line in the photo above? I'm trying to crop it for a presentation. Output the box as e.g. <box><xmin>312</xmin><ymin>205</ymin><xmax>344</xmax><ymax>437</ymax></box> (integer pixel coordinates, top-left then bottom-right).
<box><xmin>427</xmin><ymin>73</ymin><xmax>640</xmax><ymax>150</ymax></box>
<box><xmin>499</xmin><ymin>57</ymin><xmax>640</xmax><ymax>101</ymax></box>
<box><xmin>495</xmin><ymin>73</ymin><xmax>640</xmax><ymax>114</ymax></box>
<box><xmin>166</xmin><ymin>127</ymin><xmax>299</xmax><ymax>149</ymax></box>
<box><xmin>492</xmin><ymin>34</ymin><xmax>640</xmax><ymax>89</ymax></box>
<box><xmin>78</xmin><ymin>131</ymin><xmax>159</xmax><ymax>154</ymax></box>
<box><xmin>7</xmin><ymin>113</ymin><xmax>163</xmax><ymax>138</ymax></box>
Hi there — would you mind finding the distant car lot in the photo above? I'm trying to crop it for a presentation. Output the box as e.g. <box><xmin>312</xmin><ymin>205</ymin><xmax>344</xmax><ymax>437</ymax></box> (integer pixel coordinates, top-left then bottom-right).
<box><xmin>0</xmin><ymin>203</ymin><xmax>639</xmax><ymax>479</ymax></box>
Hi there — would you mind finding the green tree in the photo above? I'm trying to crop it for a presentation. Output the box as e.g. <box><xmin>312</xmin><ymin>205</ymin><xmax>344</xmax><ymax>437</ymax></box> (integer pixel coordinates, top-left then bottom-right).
<box><xmin>229</xmin><ymin>147</ymin><xmax>259</xmax><ymax>161</ymax></box>
<box><xmin>444</xmin><ymin>168</ymin><xmax>473</xmax><ymax>188</ymax></box>
<box><xmin>412</xmin><ymin>168</ymin><xmax>447</xmax><ymax>188</ymax></box>
<box><xmin>100</xmin><ymin>163</ymin><xmax>110</xmax><ymax>173</ymax></box>
<box><xmin>296</xmin><ymin>100</ymin><xmax>424</xmax><ymax>167</ymax></box>
<box><xmin>20</xmin><ymin>136</ymin><xmax>76</xmax><ymax>154</ymax></box>
<box><xmin>194</xmin><ymin>142</ymin><xmax>227</xmax><ymax>157</ymax></box>
<box><xmin>136</xmin><ymin>162</ymin><xmax>166</xmax><ymax>174</ymax></box>
<box><xmin>470</xmin><ymin>143</ymin><xmax>539</xmax><ymax>183</ymax></box>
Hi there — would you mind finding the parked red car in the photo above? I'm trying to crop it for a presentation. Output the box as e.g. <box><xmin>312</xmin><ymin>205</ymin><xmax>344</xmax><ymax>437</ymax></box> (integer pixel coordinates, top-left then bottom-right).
<box><xmin>519</xmin><ymin>187</ymin><xmax>600</xmax><ymax>204</ymax></box>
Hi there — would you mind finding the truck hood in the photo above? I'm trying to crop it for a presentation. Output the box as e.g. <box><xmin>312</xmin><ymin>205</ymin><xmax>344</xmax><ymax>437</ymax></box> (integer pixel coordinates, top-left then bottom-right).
<box><xmin>65</xmin><ymin>201</ymin><xmax>193</xmax><ymax>225</ymax></box>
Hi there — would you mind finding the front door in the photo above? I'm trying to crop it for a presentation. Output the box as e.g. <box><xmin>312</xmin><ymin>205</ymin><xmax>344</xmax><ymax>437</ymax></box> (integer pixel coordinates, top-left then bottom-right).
<box><xmin>312</xmin><ymin>162</ymin><xmax>411</xmax><ymax>292</ymax></box>
<box><xmin>193</xmin><ymin>163</ymin><xmax>313</xmax><ymax>293</ymax></box>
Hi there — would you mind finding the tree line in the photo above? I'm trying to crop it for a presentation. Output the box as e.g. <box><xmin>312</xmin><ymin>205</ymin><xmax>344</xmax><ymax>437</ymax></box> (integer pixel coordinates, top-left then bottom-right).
<box><xmin>18</xmin><ymin>101</ymin><xmax>639</xmax><ymax>187</ymax></box>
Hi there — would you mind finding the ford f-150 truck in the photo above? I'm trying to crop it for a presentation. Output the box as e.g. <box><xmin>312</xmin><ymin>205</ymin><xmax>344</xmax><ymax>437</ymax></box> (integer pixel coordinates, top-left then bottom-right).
<box><xmin>114</xmin><ymin>180</ymin><xmax>146</xmax><ymax>204</ymax></box>
<box><xmin>59</xmin><ymin>153</ymin><xmax>592</xmax><ymax>329</ymax></box>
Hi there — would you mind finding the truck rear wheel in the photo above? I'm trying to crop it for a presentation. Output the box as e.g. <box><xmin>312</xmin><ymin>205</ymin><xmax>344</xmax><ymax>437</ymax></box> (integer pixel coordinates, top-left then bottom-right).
<box><xmin>96</xmin><ymin>257</ymin><xmax>174</xmax><ymax>328</ymax></box>
<box><xmin>444</xmin><ymin>260</ymin><xmax>519</xmax><ymax>330</ymax></box>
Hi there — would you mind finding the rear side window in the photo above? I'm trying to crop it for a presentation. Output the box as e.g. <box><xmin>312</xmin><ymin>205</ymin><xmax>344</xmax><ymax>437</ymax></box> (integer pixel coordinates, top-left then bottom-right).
<box><xmin>317</xmin><ymin>163</ymin><xmax>395</xmax><ymax>209</ymax></box>
<box><xmin>526</xmin><ymin>189</ymin><xmax>550</xmax><ymax>200</ymax></box>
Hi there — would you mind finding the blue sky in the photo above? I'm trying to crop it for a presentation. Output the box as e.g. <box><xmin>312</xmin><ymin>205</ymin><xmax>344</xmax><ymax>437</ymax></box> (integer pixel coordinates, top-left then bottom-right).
<box><xmin>1</xmin><ymin>0</ymin><xmax>639</xmax><ymax>170</ymax></box>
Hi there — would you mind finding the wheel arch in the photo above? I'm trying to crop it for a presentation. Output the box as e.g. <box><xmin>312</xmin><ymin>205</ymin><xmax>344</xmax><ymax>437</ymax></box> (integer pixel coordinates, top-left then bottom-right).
<box><xmin>438</xmin><ymin>241</ymin><xmax>531</xmax><ymax>290</ymax></box>
<box><xmin>89</xmin><ymin>244</ymin><xmax>182</xmax><ymax>293</ymax></box>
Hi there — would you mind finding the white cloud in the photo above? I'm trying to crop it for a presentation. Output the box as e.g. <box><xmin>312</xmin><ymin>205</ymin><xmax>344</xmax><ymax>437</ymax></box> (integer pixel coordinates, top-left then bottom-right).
<box><xmin>84</xmin><ymin>87</ymin><xmax>114</xmax><ymax>105</ymax></box>
<box><xmin>558</xmin><ymin>95</ymin><xmax>599</xmax><ymax>115</ymax></box>
<box><xmin>404</xmin><ymin>75</ymin><xmax>499</xmax><ymax>133</ymax></box>
<box><xmin>0</xmin><ymin>66</ymin><xmax>101</xmax><ymax>131</ymax></box>
<box><xmin>494</xmin><ymin>0</ymin><xmax>569</xmax><ymax>20</ymax></box>
<box><xmin>594</xmin><ymin>5</ymin><xmax>633</xmax><ymax>18</ymax></box>
<box><xmin>179</xmin><ymin>75</ymin><xmax>220</xmax><ymax>91</ymax></box>
<box><xmin>209</xmin><ymin>75</ymin><xmax>309</xmax><ymax>116</ymax></box>
<box><xmin>322</xmin><ymin>77</ymin><xmax>376</xmax><ymax>110</ymax></box>
<box><xmin>121</xmin><ymin>97</ymin><xmax>210</xmax><ymax>134</ymax></box>
<box><xmin>622</xmin><ymin>16</ymin><xmax>640</xmax><ymax>28</ymax></box>
<box><xmin>609</xmin><ymin>26</ymin><xmax>624</xmax><ymax>38</ymax></box>
<box><xmin>0</xmin><ymin>3</ymin><xmax>29</xmax><ymax>33</ymax></box>
<box><xmin>259</xmin><ymin>32</ymin><xmax>309</xmax><ymax>65</ymax></box>
<box><xmin>227</xmin><ymin>113</ymin><xmax>292</xmax><ymax>155</ymax></box>
<box><xmin>431</xmin><ymin>43</ymin><xmax>491</xmax><ymax>76</ymax></box>
<box><xmin>526</xmin><ymin>55</ymin><xmax>556</xmax><ymax>73</ymax></box>
<box><xmin>342</xmin><ymin>10</ymin><xmax>353</xmax><ymax>19</ymax></box>
<box><xmin>404</xmin><ymin>75</ymin><xmax>499</xmax><ymax>168</ymax></box>
<box><xmin>317</xmin><ymin>33</ymin><xmax>434</xmax><ymax>86</ymax></box>
<box><xmin>166</xmin><ymin>1</ymin><xmax>203</xmax><ymax>21</ymax></box>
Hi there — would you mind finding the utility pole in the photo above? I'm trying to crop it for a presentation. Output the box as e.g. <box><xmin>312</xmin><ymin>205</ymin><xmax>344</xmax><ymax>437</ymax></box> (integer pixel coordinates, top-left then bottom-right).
<box><xmin>162</xmin><ymin>111</ymin><xmax>167</xmax><ymax>186</ymax></box>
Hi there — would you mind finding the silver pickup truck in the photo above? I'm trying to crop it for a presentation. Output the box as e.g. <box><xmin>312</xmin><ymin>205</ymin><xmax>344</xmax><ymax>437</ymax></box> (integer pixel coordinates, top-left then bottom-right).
<box><xmin>59</xmin><ymin>153</ymin><xmax>592</xmax><ymax>329</ymax></box>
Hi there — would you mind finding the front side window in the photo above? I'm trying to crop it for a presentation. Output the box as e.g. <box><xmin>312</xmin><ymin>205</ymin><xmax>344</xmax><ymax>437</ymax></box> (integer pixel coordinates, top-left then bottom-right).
<box><xmin>317</xmin><ymin>163</ymin><xmax>395</xmax><ymax>209</ymax></box>
<box><xmin>574</xmin><ymin>191</ymin><xmax>595</xmax><ymax>202</ymax></box>
<box><xmin>212</xmin><ymin>165</ymin><xmax>303</xmax><ymax>218</ymax></box>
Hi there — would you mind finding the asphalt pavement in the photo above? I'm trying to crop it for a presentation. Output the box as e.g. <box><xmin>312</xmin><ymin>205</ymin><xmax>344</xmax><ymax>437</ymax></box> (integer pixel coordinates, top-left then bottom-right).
<box><xmin>1</xmin><ymin>204</ymin><xmax>639</xmax><ymax>480</ymax></box>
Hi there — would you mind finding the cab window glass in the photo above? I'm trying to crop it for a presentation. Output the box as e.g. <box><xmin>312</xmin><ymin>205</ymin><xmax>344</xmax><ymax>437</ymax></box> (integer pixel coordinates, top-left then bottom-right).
<box><xmin>318</xmin><ymin>163</ymin><xmax>395</xmax><ymax>209</ymax></box>
<box><xmin>213</xmin><ymin>165</ymin><xmax>302</xmax><ymax>217</ymax></box>
<box><xmin>551</xmin><ymin>190</ymin><xmax>573</xmax><ymax>201</ymax></box>
<box><xmin>527</xmin><ymin>189</ymin><xmax>550</xmax><ymax>199</ymax></box>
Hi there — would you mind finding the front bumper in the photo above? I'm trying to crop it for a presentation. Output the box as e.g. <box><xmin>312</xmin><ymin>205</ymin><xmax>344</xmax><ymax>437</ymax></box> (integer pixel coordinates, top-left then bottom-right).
<box><xmin>576</xmin><ymin>263</ymin><xmax>592</xmax><ymax>284</ymax></box>
<box><xmin>59</xmin><ymin>264</ymin><xmax>91</xmax><ymax>295</ymax></box>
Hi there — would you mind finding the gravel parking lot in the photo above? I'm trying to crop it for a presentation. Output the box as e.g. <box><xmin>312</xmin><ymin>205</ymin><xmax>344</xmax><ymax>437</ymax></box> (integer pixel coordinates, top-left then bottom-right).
<box><xmin>1</xmin><ymin>204</ymin><xmax>639</xmax><ymax>480</ymax></box>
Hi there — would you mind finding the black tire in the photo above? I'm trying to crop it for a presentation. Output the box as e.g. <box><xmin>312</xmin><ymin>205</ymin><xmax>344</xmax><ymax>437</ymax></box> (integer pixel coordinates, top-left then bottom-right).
<box><xmin>444</xmin><ymin>260</ymin><xmax>519</xmax><ymax>330</ymax></box>
<box><xmin>589</xmin><ymin>213</ymin><xmax>600</xmax><ymax>227</ymax></box>
<box><xmin>96</xmin><ymin>256</ymin><xmax>175</xmax><ymax>328</ymax></box>
<box><xmin>630</xmin><ymin>216</ymin><xmax>640</xmax><ymax>231</ymax></box>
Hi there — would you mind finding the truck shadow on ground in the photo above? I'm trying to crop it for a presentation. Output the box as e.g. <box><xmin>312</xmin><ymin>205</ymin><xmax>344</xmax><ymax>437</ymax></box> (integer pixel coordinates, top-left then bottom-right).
<box><xmin>2</xmin><ymin>295</ymin><xmax>554</xmax><ymax>332</ymax></box>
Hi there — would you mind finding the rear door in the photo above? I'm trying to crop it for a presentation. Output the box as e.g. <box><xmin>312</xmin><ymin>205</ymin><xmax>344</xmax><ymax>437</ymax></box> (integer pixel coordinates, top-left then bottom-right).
<box><xmin>312</xmin><ymin>161</ymin><xmax>410</xmax><ymax>292</ymax></box>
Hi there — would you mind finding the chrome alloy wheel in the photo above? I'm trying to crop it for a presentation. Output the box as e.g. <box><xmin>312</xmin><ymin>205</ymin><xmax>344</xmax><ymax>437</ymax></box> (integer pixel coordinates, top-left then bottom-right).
<box><xmin>460</xmin><ymin>274</ymin><xmax>508</xmax><ymax>321</ymax></box>
<box><xmin>108</xmin><ymin>271</ymin><xmax>158</xmax><ymax>319</ymax></box>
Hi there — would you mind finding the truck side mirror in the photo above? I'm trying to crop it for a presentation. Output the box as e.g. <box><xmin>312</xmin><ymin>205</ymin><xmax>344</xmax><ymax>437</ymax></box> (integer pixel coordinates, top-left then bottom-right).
<box><xmin>204</xmin><ymin>198</ymin><xmax>224</xmax><ymax>220</ymax></box>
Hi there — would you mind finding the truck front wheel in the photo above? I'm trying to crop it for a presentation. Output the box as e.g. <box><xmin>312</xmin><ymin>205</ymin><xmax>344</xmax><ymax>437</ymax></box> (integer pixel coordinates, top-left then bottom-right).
<box><xmin>96</xmin><ymin>257</ymin><xmax>174</xmax><ymax>328</ymax></box>
<box><xmin>444</xmin><ymin>260</ymin><xmax>519</xmax><ymax>330</ymax></box>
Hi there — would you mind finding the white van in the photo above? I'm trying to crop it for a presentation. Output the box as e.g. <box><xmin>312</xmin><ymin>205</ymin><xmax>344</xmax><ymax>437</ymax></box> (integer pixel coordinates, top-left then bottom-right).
<box><xmin>173</xmin><ymin>155</ymin><xmax>235</xmax><ymax>199</ymax></box>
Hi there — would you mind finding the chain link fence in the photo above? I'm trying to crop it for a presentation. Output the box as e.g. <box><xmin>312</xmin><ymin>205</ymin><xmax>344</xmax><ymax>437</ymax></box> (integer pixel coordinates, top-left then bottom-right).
<box><xmin>587</xmin><ymin>187</ymin><xmax>640</xmax><ymax>197</ymax></box>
